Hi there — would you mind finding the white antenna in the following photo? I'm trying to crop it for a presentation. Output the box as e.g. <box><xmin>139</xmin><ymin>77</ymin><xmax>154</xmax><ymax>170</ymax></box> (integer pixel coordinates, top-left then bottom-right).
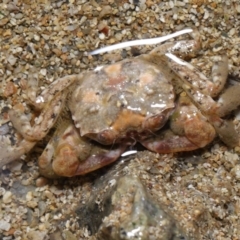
<box><xmin>89</xmin><ymin>28</ymin><xmax>193</xmax><ymax>55</ymax></box>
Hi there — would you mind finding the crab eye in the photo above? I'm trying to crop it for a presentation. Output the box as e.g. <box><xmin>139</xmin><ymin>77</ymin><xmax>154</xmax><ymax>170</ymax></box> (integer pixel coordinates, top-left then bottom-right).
<box><xmin>97</xmin><ymin>130</ymin><xmax>116</xmax><ymax>145</ymax></box>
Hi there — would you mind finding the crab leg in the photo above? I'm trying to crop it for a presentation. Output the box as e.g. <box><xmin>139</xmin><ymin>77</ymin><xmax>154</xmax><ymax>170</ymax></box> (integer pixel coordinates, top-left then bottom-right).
<box><xmin>165</xmin><ymin>53</ymin><xmax>239</xmax><ymax>147</ymax></box>
<box><xmin>216</xmin><ymin>84</ymin><xmax>240</xmax><ymax>117</ymax></box>
<box><xmin>40</xmin><ymin>75</ymin><xmax>83</xmax><ymax>103</ymax></box>
<box><xmin>0</xmin><ymin>138</ymin><xmax>36</xmax><ymax>167</ymax></box>
<box><xmin>9</xmin><ymin>91</ymin><xmax>67</xmax><ymax>142</ymax></box>
<box><xmin>38</xmin><ymin>120</ymin><xmax>127</xmax><ymax>178</ymax></box>
<box><xmin>150</xmin><ymin>30</ymin><xmax>202</xmax><ymax>58</ymax></box>
<box><xmin>1</xmin><ymin>74</ymin><xmax>83</xmax><ymax>167</ymax></box>
<box><xmin>1</xmin><ymin>92</ymin><xmax>66</xmax><ymax>167</ymax></box>
<box><xmin>165</xmin><ymin>53</ymin><xmax>228</xmax><ymax>97</ymax></box>
<box><xmin>27</xmin><ymin>74</ymin><xmax>82</xmax><ymax>109</ymax></box>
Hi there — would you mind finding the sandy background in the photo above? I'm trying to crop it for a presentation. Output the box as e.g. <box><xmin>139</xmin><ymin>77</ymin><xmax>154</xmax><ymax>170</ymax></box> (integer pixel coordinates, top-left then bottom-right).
<box><xmin>1</xmin><ymin>0</ymin><xmax>240</xmax><ymax>239</ymax></box>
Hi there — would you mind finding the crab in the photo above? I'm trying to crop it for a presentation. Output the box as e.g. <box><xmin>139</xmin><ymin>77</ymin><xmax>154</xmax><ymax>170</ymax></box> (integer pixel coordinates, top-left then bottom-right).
<box><xmin>1</xmin><ymin>29</ymin><xmax>240</xmax><ymax>178</ymax></box>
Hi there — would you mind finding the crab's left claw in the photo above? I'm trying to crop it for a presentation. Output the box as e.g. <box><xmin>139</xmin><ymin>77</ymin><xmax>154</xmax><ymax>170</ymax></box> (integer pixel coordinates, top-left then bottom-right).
<box><xmin>140</xmin><ymin>95</ymin><xmax>216</xmax><ymax>153</ymax></box>
<box><xmin>140</xmin><ymin>129</ymin><xmax>199</xmax><ymax>154</ymax></box>
<box><xmin>38</xmin><ymin>120</ymin><xmax>126</xmax><ymax>178</ymax></box>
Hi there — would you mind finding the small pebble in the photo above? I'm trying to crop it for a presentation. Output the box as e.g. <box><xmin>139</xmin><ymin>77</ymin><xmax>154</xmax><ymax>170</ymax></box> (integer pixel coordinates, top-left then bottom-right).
<box><xmin>0</xmin><ymin>220</ymin><xmax>11</xmax><ymax>231</ymax></box>
<box><xmin>36</xmin><ymin>177</ymin><xmax>49</xmax><ymax>187</ymax></box>
<box><xmin>0</xmin><ymin>187</ymin><xmax>6</xmax><ymax>196</ymax></box>
<box><xmin>27</xmin><ymin>230</ymin><xmax>47</xmax><ymax>240</ymax></box>
<box><xmin>27</xmin><ymin>200</ymin><xmax>38</xmax><ymax>208</ymax></box>
<box><xmin>232</xmin><ymin>165</ymin><xmax>240</xmax><ymax>180</ymax></box>
<box><xmin>40</xmin><ymin>69</ymin><xmax>47</xmax><ymax>76</ymax></box>
<box><xmin>26</xmin><ymin>191</ymin><xmax>33</xmax><ymax>201</ymax></box>
<box><xmin>3</xmin><ymin>191</ymin><xmax>12</xmax><ymax>204</ymax></box>
<box><xmin>7</xmin><ymin>55</ymin><xmax>17</xmax><ymax>65</ymax></box>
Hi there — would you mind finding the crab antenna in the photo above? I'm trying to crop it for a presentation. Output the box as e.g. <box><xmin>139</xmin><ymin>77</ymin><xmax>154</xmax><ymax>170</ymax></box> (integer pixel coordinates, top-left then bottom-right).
<box><xmin>89</xmin><ymin>28</ymin><xmax>193</xmax><ymax>55</ymax></box>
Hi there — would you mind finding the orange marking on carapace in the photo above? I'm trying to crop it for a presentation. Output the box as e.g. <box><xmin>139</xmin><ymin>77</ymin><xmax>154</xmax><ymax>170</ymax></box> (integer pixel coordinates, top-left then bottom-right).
<box><xmin>104</xmin><ymin>63</ymin><xmax>127</xmax><ymax>86</ymax></box>
<box><xmin>104</xmin><ymin>63</ymin><xmax>122</xmax><ymax>75</ymax></box>
<box><xmin>139</xmin><ymin>71</ymin><xmax>155</xmax><ymax>87</ymax></box>
<box><xmin>107</xmin><ymin>75</ymin><xmax>127</xmax><ymax>86</ymax></box>
<box><xmin>112</xmin><ymin>109</ymin><xmax>145</xmax><ymax>133</ymax></box>
<box><xmin>82</xmin><ymin>90</ymin><xmax>100</xmax><ymax>103</ymax></box>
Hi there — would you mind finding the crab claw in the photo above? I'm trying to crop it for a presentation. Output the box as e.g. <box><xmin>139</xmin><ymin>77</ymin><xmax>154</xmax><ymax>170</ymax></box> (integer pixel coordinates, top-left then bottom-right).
<box><xmin>140</xmin><ymin>95</ymin><xmax>217</xmax><ymax>153</ymax></box>
<box><xmin>140</xmin><ymin>129</ymin><xmax>199</xmax><ymax>153</ymax></box>
<box><xmin>38</xmin><ymin>121</ymin><xmax>126</xmax><ymax>178</ymax></box>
